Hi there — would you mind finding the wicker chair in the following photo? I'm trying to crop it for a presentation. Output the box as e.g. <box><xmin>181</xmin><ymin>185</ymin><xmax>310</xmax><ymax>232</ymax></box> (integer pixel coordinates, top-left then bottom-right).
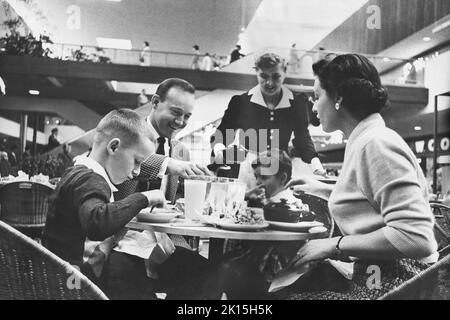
<box><xmin>430</xmin><ymin>202</ymin><xmax>450</xmax><ymax>255</ymax></box>
<box><xmin>0</xmin><ymin>182</ymin><xmax>53</xmax><ymax>238</ymax></box>
<box><xmin>378</xmin><ymin>253</ymin><xmax>450</xmax><ymax>300</ymax></box>
<box><xmin>0</xmin><ymin>220</ymin><xmax>108</xmax><ymax>300</ymax></box>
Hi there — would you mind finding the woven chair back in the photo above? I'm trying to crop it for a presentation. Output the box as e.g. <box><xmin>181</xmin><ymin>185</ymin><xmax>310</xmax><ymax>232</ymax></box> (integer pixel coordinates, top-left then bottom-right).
<box><xmin>0</xmin><ymin>220</ymin><xmax>108</xmax><ymax>300</ymax></box>
<box><xmin>378</xmin><ymin>253</ymin><xmax>450</xmax><ymax>300</ymax></box>
<box><xmin>0</xmin><ymin>182</ymin><xmax>53</xmax><ymax>227</ymax></box>
<box><xmin>430</xmin><ymin>202</ymin><xmax>450</xmax><ymax>254</ymax></box>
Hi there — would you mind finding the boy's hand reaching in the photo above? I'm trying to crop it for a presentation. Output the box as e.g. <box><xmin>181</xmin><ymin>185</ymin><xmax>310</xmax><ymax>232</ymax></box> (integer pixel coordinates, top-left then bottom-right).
<box><xmin>245</xmin><ymin>184</ymin><xmax>265</xmax><ymax>201</ymax></box>
<box><xmin>141</xmin><ymin>190</ymin><xmax>166</xmax><ymax>208</ymax></box>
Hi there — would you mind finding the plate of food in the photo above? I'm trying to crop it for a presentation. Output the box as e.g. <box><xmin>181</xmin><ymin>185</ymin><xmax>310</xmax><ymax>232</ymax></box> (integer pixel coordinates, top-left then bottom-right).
<box><xmin>136</xmin><ymin>207</ymin><xmax>179</xmax><ymax>223</ymax></box>
<box><xmin>216</xmin><ymin>206</ymin><xmax>268</xmax><ymax>232</ymax></box>
<box><xmin>264</xmin><ymin>198</ymin><xmax>325</xmax><ymax>232</ymax></box>
<box><xmin>266</xmin><ymin>220</ymin><xmax>324</xmax><ymax>232</ymax></box>
<box><xmin>216</xmin><ymin>221</ymin><xmax>269</xmax><ymax>232</ymax></box>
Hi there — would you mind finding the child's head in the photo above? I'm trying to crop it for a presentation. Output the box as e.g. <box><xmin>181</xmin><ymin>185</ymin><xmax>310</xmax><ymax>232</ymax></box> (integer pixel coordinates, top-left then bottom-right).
<box><xmin>92</xmin><ymin>109</ymin><xmax>155</xmax><ymax>185</ymax></box>
<box><xmin>252</xmin><ymin>149</ymin><xmax>292</xmax><ymax>198</ymax></box>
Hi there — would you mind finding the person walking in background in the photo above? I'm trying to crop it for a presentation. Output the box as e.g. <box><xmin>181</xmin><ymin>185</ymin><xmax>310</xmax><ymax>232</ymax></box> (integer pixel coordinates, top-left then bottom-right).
<box><xmin>139</xmin><ymin>41</ymin><xmax>151</xmax><ymax>66</ymax></box>
<box><xmin>47</xmin><ymin>128</ymin><xmax>60</xmax><ymax>151</ymax></box>
<box><xmin>230</xmin><ymin>44</ymin><xmax>244</xmax><ymax>63</ymax></box>
<box><xmin>202</xmin><ymin>52</ymin><xmax>213</xmax><ymax>71</ymax></box>
<box><xmin>289</xmin><ymin>43</ymin><xmax>300</xmax><ymax>74</ymax></box>
<box><xmin>191</xmin><ymin>45</ymin><xmax>201</xmax><ymax>70</ymax></box>
<box><xmin>137</xmin><ymin>89</ymin><xmax>149</xmax><ymax>107</ymax></box>
<box><xmin>57</xmin><ymin>144</ymin><xmax>73</xmax><ymax>169</ymax></box>
<box><xmin>0</xmin><ymin>151</ymin><xmax>11</xmax><ymax>177</ymax></box>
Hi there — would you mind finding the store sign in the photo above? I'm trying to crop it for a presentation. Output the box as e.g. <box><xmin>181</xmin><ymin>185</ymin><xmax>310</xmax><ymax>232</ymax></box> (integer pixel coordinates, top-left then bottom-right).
<box><xmin>411</xmin><ymin>137</ymin><xmax>450</xmax><ymax>155</ymax></box>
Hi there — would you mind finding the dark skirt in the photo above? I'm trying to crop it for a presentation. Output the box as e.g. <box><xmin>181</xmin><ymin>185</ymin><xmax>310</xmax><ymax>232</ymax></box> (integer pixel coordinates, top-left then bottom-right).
<box><xmin>284</xmin><ymin>258</ymin><xmax>431</xmax><ymax>300</ymax></box>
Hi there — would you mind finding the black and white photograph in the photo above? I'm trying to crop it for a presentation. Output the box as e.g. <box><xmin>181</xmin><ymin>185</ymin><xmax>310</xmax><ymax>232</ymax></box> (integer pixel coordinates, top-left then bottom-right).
<box><xmin>0</xmin><ymin>0</ymin><xmax>449</xmax><ymax>305</ymax></box>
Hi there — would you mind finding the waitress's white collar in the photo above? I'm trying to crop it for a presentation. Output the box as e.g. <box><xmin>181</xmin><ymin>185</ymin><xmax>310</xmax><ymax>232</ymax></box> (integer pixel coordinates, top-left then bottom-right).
<box><xmin>74</xmin><ymin>155</ymin><xmax>118</xmax><ymax>193</ymax></box>
<box><xmin>248</xmin><ymin>85</ymin><xmax>294</xmax><ymax>110</ymax></box>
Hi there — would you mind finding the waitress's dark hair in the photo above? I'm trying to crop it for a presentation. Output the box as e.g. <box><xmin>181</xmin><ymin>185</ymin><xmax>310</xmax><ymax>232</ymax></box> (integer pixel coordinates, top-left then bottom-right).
<box><xmin>312</xmin><ymin>53</ymin><xmax>388</xmax><ymax>120</ymax></box>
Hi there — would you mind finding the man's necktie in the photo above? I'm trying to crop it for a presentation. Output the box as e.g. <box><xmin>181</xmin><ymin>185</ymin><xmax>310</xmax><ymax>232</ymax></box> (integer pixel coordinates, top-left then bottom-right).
<box><xmin>156</xmin><ymin>137</ymin><xmax>166</xmax><ymax>155</ymax></box>
<box><xmin>145</xmin><ymin>136</ymin><xmax>166</xmax><ymax>191</ymax></box>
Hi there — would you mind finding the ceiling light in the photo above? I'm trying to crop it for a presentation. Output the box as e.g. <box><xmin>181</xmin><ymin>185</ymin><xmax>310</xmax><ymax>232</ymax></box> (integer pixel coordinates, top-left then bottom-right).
<box><xmin>432</xmin><ymin>19</ymin><xmax>450</xmax><ymax>33</ymax></box>
<box><xmin>414</xmin><ymin>126</ymin><xmax>422</xmax><ymax>131</ymax></box>
<box><xmin>110</xmin><ymin>80</ymin><xmax>118</xmax><ymax>91</ymax></box>
<box><xmin>382</xmin><ymin>57</ymin><xmax>390</xmax><ymax>62</ymax></box>
<box><xmin>28</xmin><ymin>89</ymin><xmax>40</xmax><ymax>95</ymax></box>
<box><xmin>422</xmin><ymin>37</ymin><xmax>431</xmax><ymax>42</ymax></box>
<box><xmin>96</xmin><ymin>37</ymin><xmax>132</xmax><ymax>50</ymax></box>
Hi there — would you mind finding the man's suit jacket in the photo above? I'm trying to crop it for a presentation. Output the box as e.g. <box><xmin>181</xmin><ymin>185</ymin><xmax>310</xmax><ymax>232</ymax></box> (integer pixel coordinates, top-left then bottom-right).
<box><xmin>162</xmin><ymin>139</ymin><xmax>190</xmax><ymax>203</ymax></box>
<box><xmin>114</xmin><ymin>153</ymin><xmax>166</xmax><ymax>201</ymax></box>
<box><xmin>114</xmin><ymin>139</ymin><xmax>190</xmax><ymax>203</ymax></box>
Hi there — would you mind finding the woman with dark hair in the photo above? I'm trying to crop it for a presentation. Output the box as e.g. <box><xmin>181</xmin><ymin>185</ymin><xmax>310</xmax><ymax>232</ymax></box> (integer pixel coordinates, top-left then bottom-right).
<box><xmin>285</xmin><ymin>54</ymin><xmax>438</xmax><ymax>299</ymax></box>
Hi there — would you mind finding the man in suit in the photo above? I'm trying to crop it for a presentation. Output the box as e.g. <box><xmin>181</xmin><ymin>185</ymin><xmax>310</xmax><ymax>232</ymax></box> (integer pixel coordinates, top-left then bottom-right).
<box><xmin>104</xmin><ymin>78</ymin><xmax>217</xmax><ymax>300</ymax></box>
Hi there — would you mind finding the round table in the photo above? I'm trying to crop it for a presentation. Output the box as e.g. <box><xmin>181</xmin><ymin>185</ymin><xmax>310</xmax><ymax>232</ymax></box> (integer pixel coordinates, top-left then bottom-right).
<box><xmin>127</xmin><ymin>219</ymin><xmax>327</xmax><ymax>262</ymax></box>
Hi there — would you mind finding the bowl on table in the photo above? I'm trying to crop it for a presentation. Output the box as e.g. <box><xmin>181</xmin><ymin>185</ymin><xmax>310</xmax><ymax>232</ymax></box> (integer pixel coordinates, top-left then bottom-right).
<box><xmin>136</xmin><ymin>207</ymin><xmax>179</xmax><ymax>223</ymax></box>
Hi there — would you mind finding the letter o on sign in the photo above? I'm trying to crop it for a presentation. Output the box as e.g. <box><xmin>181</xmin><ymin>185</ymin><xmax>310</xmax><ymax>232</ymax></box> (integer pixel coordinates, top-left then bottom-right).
<box><xmin>441</xmin><ymin>137</ymin><xmax>450</xmax><ymax>152</ymax></box>
<box><xmin>428</xmin><ymin>139</ymin><xmax>434</xmax><ymax>152</ymax></box>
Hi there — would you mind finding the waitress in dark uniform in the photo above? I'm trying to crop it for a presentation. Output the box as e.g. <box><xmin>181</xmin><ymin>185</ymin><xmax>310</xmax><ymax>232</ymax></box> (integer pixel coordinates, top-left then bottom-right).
<box><xmin>211</xmin><ymin>53</ymin><xmax>324</xmax><ymax>186</ymax></box>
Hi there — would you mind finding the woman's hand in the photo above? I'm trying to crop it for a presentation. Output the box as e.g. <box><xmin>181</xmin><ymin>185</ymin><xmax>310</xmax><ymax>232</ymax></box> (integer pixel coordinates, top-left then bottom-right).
<box><xmin>285</xmin><ymin>176</ymin><xmax>332</xmax><ymax>199</ymax></box>
<box><xmin>289</xmin><ymin>238</ymin><xmax>337</xmax><ymax>268</ymax></box>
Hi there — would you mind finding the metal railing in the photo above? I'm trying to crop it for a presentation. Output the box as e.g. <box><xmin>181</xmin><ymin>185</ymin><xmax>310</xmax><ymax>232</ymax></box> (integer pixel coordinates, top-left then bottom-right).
<box><xmin>0</xmin><ymin>38</ymin><xmax>425</xmax><ymax>85</ymax></box>
<box><xmin>38</xmin><ymin>42</ymin><xmax>229</xmax><ymax>70</ymax></box>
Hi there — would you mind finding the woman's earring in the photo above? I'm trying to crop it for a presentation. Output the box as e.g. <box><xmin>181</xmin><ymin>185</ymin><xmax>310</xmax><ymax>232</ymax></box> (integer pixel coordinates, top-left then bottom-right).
<box><xmin>335</xmin><ymin>103</ymin><xmax>340</xmax><ymax>110</ymax></box>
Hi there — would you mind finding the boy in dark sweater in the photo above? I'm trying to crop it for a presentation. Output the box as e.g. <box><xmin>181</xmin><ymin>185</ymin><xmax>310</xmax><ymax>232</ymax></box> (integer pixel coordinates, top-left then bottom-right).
<box><xmin>43</xmin><ymin>109</ymin><xmax>165</xmax><ymax>283</ymax></box>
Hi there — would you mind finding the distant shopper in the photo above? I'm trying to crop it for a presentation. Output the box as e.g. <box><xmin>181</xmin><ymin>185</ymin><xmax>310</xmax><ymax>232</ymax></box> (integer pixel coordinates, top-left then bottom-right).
<box><xmin>22</xmin><ymin>145</ymin><xmax>32</xmax><ymax>160</ymax></box>
<box><xmin>191</xmin><ymin>45</ymin><xmax>201</xmax><ymax>70</ymax></box>
<box><xmin>139</xmin><ymin>41</ymin><xmax>151</xmax><ymax>66</ymax></box>
<box><xmin>57</xmin><ymin>144</ymin><xmax>73</xmax><ymax>169</ymax></box>
<box><xmin>0</xmin><ymin>151</ymin><xmax>11</xmax><ymax>177</ymax></box>
<box><xmin>289</xmin><ymin>43</ymin><xmax>300</xmax><ymax>74</ymax></box>
<box><xmin>230</xmin><ymin>44</ymin><xmax>244</xmax><ymax>63</ymax></box>
<box><xmin>47</xmin><ymin>128</ymin><xmax>60</xmax><ymax>151</ymax></box>
<box><xmin>137</xmin><ymin>89</ymin><xmax>149</xmax><ymax>107</ymax></box>
<box><xmin>202</xmin><ymin>52</ymin><xmax>213</xmax><ymax>71</ymax></box>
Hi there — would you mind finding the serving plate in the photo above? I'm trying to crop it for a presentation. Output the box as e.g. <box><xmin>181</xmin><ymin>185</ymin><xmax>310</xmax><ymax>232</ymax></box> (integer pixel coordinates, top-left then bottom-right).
<box><xmin>136</xmin><ymin>208</ymin><xmax>179</xmax><ymax>223</ymax></box>
<box><xmin>216</xmin><ymin>221</ymin><xmax>269</xmax><ymax>232</ymax></box>
<box><xmin>266</xmin><ymin>220</ymin><xmax>323</xmax><ymax>232</ymax></box>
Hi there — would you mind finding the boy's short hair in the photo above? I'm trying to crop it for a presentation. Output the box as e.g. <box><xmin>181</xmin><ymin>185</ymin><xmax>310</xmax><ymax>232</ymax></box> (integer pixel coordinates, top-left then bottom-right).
<box><xmin>252</xmin><ymin>149</ymin><xmax>292</xmax><ymax>181</ymax></box>
<box><xmin>254</xmin><ymin>53</ymin><xmax>287</xmax><ymax>71</ymax></box>
<box><xmin>93</xmin><ymin>109</ymin><xmax>153</xmax><ymax>147</ymax></box>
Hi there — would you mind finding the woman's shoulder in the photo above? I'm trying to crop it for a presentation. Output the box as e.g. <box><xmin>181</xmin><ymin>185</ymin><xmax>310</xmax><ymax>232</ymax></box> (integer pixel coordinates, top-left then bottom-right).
<box><xmin>357</xmin><ymin>126</ymin><xmax>415</xmax><ymax>161</ymax></box>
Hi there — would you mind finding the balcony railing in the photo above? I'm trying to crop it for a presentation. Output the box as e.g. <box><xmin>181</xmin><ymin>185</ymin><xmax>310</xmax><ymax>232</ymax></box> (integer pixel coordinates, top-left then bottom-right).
<box><xmin>0</xmin><ymin>37</ymin><xmax>425</xmax><ymax>86</ymax></box>
<box><xmin>40</xmin><ymin>42</ymin><xmax>229</xmax><ymax>70</ymax></box>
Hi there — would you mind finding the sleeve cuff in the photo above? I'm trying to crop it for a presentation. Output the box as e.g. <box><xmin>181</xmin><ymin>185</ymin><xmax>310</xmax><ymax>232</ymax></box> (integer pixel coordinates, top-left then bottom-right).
<box><xmin>158</xmin><ymin>157</ymin><xmax>170</xmax><ymax>179</ymax></box>
<box><xmin>213</xmin><ymin>143</ymin><xmax>226</xmax><ymax>156</ymax></box>
<box><xmin>311</xmin><ymin>157</ymin><xmax>324</xmax><ymax>172</ymax></box>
